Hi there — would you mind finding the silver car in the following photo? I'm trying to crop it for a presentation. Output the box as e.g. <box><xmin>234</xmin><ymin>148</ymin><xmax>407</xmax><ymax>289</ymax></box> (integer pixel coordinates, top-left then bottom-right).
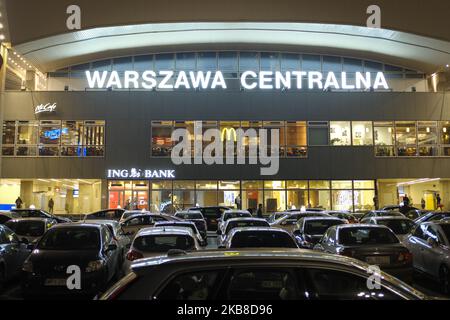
<box><xmin>217</xmin><ymin>217</ymin><xmax>270</xmax><ymax>247</ymax></box>
<box><xmin>4</xmin><ymin>218</ymin><xmax>57</xmax><ymax>245</ymax></box>
<box><xmin>217</xmin><ymin>210</ymin><xmax>252</xmax><ymax>235</ymax></box>
<box><xmin>270</xmin><ymin>212</ymin><xmax>330</xmax><ymax>233</ymax></box>
<box><xmin>364</xmin><ymin>216</ymin><xmax>415</xmax><ymax>242</ymax></box>
<box><xmin>404</xmin><ymin>220</ymin><xmax>450</xmax><ymax>294</ymax></box>
<box><xmin>0</xmin><ymin>225</ymin><xmax>31</xmax><ymax>289</ymax></box>
<box><xmin>120</xmin><ymin>213</ymin><xmax>180</xmax><ymax>238</ymax></box>
<box><xmin>124</xmin><ymin>226</ymin><xmax>200</xmax><ymax>270</ymax></box>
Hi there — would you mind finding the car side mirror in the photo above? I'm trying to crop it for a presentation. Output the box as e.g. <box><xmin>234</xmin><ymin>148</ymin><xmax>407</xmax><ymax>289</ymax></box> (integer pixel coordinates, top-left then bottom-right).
<box><xmin>427</xmin><ymin>237</ymin><xmax>438</xmax><ymax>247</ymax></box>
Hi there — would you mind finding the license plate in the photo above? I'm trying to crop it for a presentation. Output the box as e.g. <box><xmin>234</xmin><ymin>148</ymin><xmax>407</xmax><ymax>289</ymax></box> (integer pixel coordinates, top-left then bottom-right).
<box><xmin>44</xmin><ymin>278</ymin><xmax>67</xmax><ymax>287</ymax></box>
<box><xmin>366</xmin><ymin>256</ymin><xmax>390</xmax><ymax>265</ymax></box>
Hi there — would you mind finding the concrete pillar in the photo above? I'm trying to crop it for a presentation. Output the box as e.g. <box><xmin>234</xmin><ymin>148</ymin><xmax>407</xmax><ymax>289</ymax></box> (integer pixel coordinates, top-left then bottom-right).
<box><xmin>25</xmin><ymin>69</ymin><xmax>38</xmax><ymax>91</ymax></box>
<box><xmin>20</xmin><ymin>180</ymin><xmax>34</xmax><ymax>209</ymax></box>
<box><xmin>0</xmin><ymin>43</ymin><xmax>10</xmax><ymax>179</ymax></box>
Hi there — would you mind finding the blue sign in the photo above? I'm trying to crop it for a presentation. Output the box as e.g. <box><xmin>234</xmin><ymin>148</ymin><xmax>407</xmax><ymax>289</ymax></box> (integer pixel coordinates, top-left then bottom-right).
<box><xmin>44</xmin><ymin>128</ymin><xmax>69</xmax><ymax>140</ymax></box>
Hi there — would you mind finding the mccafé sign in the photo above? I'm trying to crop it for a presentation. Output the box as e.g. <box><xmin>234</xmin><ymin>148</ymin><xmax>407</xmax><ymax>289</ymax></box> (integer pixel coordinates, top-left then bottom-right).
<box><xmin>86</xmin><ymin>70</ymin><xmax>389</xmax><ymax>91</ymax></box>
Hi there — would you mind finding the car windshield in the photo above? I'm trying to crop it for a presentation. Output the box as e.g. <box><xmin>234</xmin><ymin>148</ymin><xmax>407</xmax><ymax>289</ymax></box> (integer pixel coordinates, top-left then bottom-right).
<box><xmin>12</xmin><ymin>210</ymin><xmax>49</xmax><ymax>218</ymax></box>
<box><xmin>225</xmin><ymin>220</ymin><xmax>269</xmax><ymax>234</ymax></box>
<box><xmin>378</xmin><ymin>211</ymin><xmax>403</xmax><ymax>217</ymax></box>
<box><xmin>38</xmin><ymin>227</ymin><xmax>100</xmax><ymax>250</ymax></box>
<box><xmin>224</xmin><ymin>212</ymin><xmax>251</xmax><ymax>221</ymax></box>
<box><xmin>176</xmin><ymin>212</ymin><xmax>203</xmax><ymax>220</ymax></box>
<box><xmin>133</xmin><ymin>235</ymin><xmax>195</xmax><ymax>252</ymax></box>
<box><xmin>304</xmin><ymin>220</ymin><xmax>344</xmax><ymax>235</ymax></box>
<box><xmin>376</xmin><ymin>219</ymin><xmax>414</xmax><ymax>235</ymax></box>
<box><xmin>338</xmin><ymin>227</ymin><xmax>399</xmax><ymax>245</ymax></box>
<box><xmin>440</xmin><ymin>225</ymin><xmax>450</xmax><ymax>242</ymax></box>
<box><xmin>158</xmin><ymin>224</ymin><xmax>197</xmax><ymax>234</ymax></box>
<box><xmin>5</xmin><ymin>220</ymin><xmax>45</xmax><ymax>237</ymax></box>
<box><xmin>230</xmin><ymin>231</ymin><xmax>297</xmax><ymax>248</ymax></box>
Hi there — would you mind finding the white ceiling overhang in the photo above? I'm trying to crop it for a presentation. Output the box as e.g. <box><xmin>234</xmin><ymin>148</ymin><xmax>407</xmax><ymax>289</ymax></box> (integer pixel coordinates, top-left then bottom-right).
<box><xmin>13</xmin><ymin>22</ymin><xmax>450</xmax><ymax>73</ymax></box>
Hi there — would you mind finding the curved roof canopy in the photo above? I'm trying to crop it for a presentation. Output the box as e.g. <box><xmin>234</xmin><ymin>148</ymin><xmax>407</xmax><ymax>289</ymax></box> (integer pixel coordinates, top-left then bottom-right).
<box><xmin>14</xmin><ymin>22</ymin><xmax>450</xmax><ymax>73</ymax></box>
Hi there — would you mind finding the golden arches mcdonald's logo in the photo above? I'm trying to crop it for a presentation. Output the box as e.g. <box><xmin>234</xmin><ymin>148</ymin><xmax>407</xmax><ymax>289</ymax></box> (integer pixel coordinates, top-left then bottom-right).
<box><xmin>221</xmin><ymin>128</ymin><xmax>237</xmax><ymax>142</ymax></box>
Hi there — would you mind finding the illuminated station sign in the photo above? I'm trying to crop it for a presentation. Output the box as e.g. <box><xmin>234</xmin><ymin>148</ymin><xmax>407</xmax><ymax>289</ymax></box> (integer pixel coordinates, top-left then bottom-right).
<box><xmin>86</xmin><ymin>70</ymin><xmax>389</xmax><ymax>91</ymax></box>
<box><xmin>107</xmin><ymin>168</ymin><xmax>175</xmax><ymax>179</ymax></box>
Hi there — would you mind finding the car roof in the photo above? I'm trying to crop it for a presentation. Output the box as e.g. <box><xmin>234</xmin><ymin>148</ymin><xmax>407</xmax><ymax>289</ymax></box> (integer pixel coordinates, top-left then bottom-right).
<box><xmin>175</xmin><ymin>210</ymin><xmax>202</xmax><ymax>214</ymax></box>
<box><xmin>223</xmin><ymin>210</ymin><xmax>251</xmax><ymax>214</ymax></box>
<box><xmin>230</xmin><ymin>226</ymin><xmax>289</xmax><ymax>234</ymax></box>
<box><xmin>422</xmin><ymin>219</ymin><xmax>450</xmax><ymax>226</ymax></box>
<box><xmin>79</xmin><ymin>219</ymin><xmax>119</xmax><ymax>226</ymax></box>
<box><xmin>299</xmin><ymin>216</ymin><xmax>345</xmax><ymax>222</ymax></box>
<box><xmin>226</xmin><ymin>217</ymin><xmax>268</xmax><ymax>224</ymax></box>
<box><xmin>51</xmin><ymin>223</ymin><xmax>103</xmax><ymax>230</ymax></box>
<box><xmin>335</xmin><ymin>223</ymin><xmax>391</xmax><ymax>230</ymax></box>
<box><xmin>135</xmin><ymin>226</ymin><xmax>195</xmax><ymax>237</ymax></box>
<box><xmin>154</xmin><ymin>221</ymin><xmax>196</xmax><ymax>226</ymax></box>
<box><xmin>122</xmin><ymin>213</ymin><xmax>170</xmax><ymax>222</ymax></box>
<box><xmin>370</xmin><ymin>216</ymin><xmax>412</xmax><ymax>221</ymax></box>
<box><xmin>6</xmin><ymin>217</ymin><xmax>53</xmax><ymax>223</ymax></box>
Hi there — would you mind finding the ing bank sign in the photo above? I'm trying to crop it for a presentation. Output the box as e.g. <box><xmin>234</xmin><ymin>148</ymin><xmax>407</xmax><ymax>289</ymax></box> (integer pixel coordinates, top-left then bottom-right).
<box><xmin>107</xmin><ymin>168</ymin><xmax>175</xmax><ymax>179</ymax></box>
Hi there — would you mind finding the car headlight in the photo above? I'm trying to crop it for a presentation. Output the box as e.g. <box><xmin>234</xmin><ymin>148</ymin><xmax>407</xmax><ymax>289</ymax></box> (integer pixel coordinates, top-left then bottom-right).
<box><xmin>85</xmin><ymin>260</ymin><xmax>105</xmax><ymax>273</ymax></box>
<box><xmin>23</xmin><ymin>260</ymin><xmax>33</xmax><ymax>273</ymax></box>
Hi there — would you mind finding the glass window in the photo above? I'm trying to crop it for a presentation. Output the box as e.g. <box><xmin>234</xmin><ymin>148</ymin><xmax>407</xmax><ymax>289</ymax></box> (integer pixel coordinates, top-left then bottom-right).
<box><xmin>219</xmin><ymin>181</ymin><xmax>240</xmax><ymax>190</ymax></box>
<box><xmin>309</xmin><ymin>190</ymin><xmax>331</xmax><ymax>210</ymax></box>
<box><xmin>374</xmin><ymin>121</ymin><xmax>395</xmax><ymax>156</ymax></box>
<box><xmin>155</xmin><ymin>53</ymin><xmax>175</xmax><ymax>71</ymax></box>
<box><xmin>343</xmin><ymin>58</ymin><xmax>363</xmax><ymax>72</ymax></box>
<box><xmin>308</xmin><ymin>122</ymin><xmax>329</xmax><ymax>146</ymax></box>
<box><xmin>134</xmin><ymin>55</ymin><xmax>153</xmax><ymax>71</ymax></box>
<box><xmin>281</xmin><ymin>53</ymin><xmax>300</xmax><ymax>71</ymax></box>
<box><xmin>287</xmin><ymin>181</ymin><xmax>308</xmax><ymax>189</ymax></box>
<box><xmin>309</xmin><ymin>180</ymin><xmax>330</xmax><ymax>189</ymax></box>
<box><xmin>330</xmin><ymin>121</ymin><xmax>351</xmax><ymax>146</ymax></box>
<box><xmin>264</xmin><ymin>181</ymin><xmax>285</xmax><ymax>189</ymax></box>
<box><xmin>418</xmin><ymin>121</ymin><xmax>438</xmax><ymax>156</ymax></box>
<box><xmin>175</xmin><ymin>52</ymin><xmax>196</xmax><ymax>71</ymax></box>
<box><xmin>2</xmin><ymin>121</ymin><xmax>15</xmax><ymax>145</ymax></box>
<box><xmin>395</xmin><ymin>121</ymin><xmax>417</xmax><ymax>156</ymax></box>
<box><xmin>242</xmin><ymin>181</ymin><xmax>263</xmax><ymax>189</ymax></box>
<box><xmin>287</xmin><ymin>190</ymin><xmax>308</xmax><ymax>210</ymax></box>
<box><xmin>197</xmin><ymin>52</ymin><xmax>217</xmax><ymax>71</ymax></box>
<box><xmin>260</xmin><ymin>52</ymin><xmax>280</xmax><ymax>71</ymax></box>
<box><xmin>264</xmin><ymin>190</ymin><xmax>286</xmax><ymax>212</ymax></box>
<box><xmin>354</xmin><ymin>189</ymin><xmax>375</xmax><ymax>211</ymax></box>
<box><xmin>196</xmin><ymin>181</ymin><xmax>218</xmax><ymax>190</ymax></box>
<box><xmin>157</xmin><ymin>270</ymin><xmax>220</xmax><ymax>300</ymax></box>
<box><xmin>151</xmin><ymin>189</ymin><xmax>172</xmax><ymax>213</ymax></box>
<box><xmin>332</xmin><ymin>181</ymin><xmax>352</xmax><ymax>189</ymax></box>
<box><xmin>332</xmin><ymin>190</ymin><xmax>353</xmax><ymax>211</ymax></box>
<box><xmin>39</xmin><ymin>120</ymin><xmax>61</xmax><ymax>145</ymax></box>
<box><xmin>84</xmin><ymin>121</ymin><xmax>105</xmax><ymax>157</ymax></box>
<box><xmin>239</xmin><ymin>52</ymin><xmax>259</xmax><ymax>72</ymax></box>
<box><xmin>218</xmin><ymin>52</ymin><xmax>238</xmax><ymax>71</ymax></box>
<box><xmin>113</xmin><ymin>57</ymin><xmax>133</xmax><ymax>72</ymax></box>
<box><xmin>322</xmin><ymin>56</ymin><xmax>342</xmax><ymax>72</ymax></box>
<box><xmin>17</xmin><ymin>121</ymin><xmax>38</xmax><ymax>145</ymax></box>
<box><xmin>364</xmin><ymin>61</ymin><xmax>383</xmax><ymax>72</ymax></box>
<box><xmin>286</xmin><ymin>121</ymin><xmax>307</xmax><ymax>157</ymax></box>
<box><xmin>152</xmin><ymin>181</ymin><xmax>172</xmax><ymax>190</ymax></box>
<box><xmin>196</xmin><ymin>190</ymin><xmax>218</xmax><ymax>207</ymax></box>
<box><xmin>151</xmin><ymin>121</ymin><xmax>173</xmax><ymax>156</ymax></box>
<box><xmin>354</xmin><ymin>180</ymin><xmax>375</xmax><ymax>189</ymax></box>
<box><xmin>242</xmin><ymin>190</ymin><xmax>263</xmax><ymax>213</ymax></box>
<box><xmin>302</xmin><ymin>55</ymin><xmax>321</xmax><ymax>71</ymax></box>
<box><xmin>352</xmin><ymin>122</ymin><xmax>373</xmax><ymax>146</ymax></box>
<box><xmin>440</xmin><ymin>121</ymin><xmax>450</xmax><ymax>156</ymax></box>
<box><xmin>91</xmin><ymin>60</ymin><xmax>111</xmax><ymax>72</ymax></box>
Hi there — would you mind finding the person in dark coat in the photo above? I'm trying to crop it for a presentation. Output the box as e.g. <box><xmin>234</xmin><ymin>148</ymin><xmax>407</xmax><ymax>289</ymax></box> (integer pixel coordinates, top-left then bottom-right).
<box><xmin>256</xmin><ymin>204</ymin><xmax>263</xmax><ymax>218</ymax></box>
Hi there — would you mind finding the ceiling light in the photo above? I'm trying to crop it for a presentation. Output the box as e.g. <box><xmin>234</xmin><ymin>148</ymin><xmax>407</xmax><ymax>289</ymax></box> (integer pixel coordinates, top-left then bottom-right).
<box><xmin>0</xmin><ymin>35</ymin><xmax>5</xmax><ymax>40</ymax></box>
<box><xmin>0</xmin><ymin>23</ymin><xmax>3</xmax><ymax>29</ymax></box>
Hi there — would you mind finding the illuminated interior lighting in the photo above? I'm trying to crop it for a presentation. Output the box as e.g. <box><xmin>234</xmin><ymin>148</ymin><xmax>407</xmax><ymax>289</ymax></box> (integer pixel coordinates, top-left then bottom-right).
<box><xmin>0</xmin><ymin>35</ymin><xmax>5</xmax><ymax>40</ymax></box>
<box><xmin>426</xmin><ymin>127</ymin><xmax>430</xmax><ymax>133</ymax></box>
<box><xmin>444</xmin><ymin>128</ymin><xmax>447</xmax><ymax>133</ymax></box>
<box><xmin>0</xmin><ymin>23</ymin><xmax>3</xmax><ymax>29</ymax></box>
<box><xmin>406</xmin><ymin>127</ymin><xmax>410</xmax><ymax>133</ymax></box>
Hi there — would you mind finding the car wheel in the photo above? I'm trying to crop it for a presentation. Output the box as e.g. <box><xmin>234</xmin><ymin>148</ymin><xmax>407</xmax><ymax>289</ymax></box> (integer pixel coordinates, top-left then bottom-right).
<box><xmin>439</xmin><ymin>265</ymin><xmax>450</xmax><ymax>295</ymax></box>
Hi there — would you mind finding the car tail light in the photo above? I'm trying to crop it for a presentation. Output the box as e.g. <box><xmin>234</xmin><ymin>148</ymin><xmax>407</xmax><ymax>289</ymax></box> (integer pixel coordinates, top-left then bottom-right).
<box><xmin>398</xmin><ymin>252</ymin><xmax>413</xmax><ymax>263</ymax></box>
<box><xmin>126</xmin><ymin>250</ymin><xmax>144</xmax><ymax>261</ymax></box>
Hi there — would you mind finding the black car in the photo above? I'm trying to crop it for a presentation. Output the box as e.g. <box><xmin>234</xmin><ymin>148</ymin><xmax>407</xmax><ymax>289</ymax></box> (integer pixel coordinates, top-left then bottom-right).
<box><xmin>22</xmin><ymin>223</ymin><xmax>121</xmax><ymax>298</ymax></box>
<box><xmin>0</xmin><ymin>212</ymin><xmax>13</xmax><ymax>224</ymax></box>
<box><xmin>174</xmin><ymin>210</ymin><xmax>207</xmax><ymax>241</ymax></box>
<box><xmin>414</xmin><ymin>211</ymin><xmax>450</xmax><ymax>225</ymax></box>
<box><xmin>10</xmin><ymin>209</ymin><xmax>71</xmax><ymax>223</ymax></box>
<box><xmin>293</xmin><ymin>217</ymin><xmax>346</xmax><ymax>249</ymax></box>
<box><xmin>84</xmin><ymin>209</ymin><xmax>125</xmax><ymax>221</ymax></box>
<box><xmin>187</xmin><ymin>206</ymin><xmax>230</xmax><ymax>231</ymax></box>
<box><xmin>359</xmin><ymin>210</ymin><xmax>405</xmax><ymax>222</ymax></box>
<box><xmin>314</xmin><ymin>224</ymin><xmax>413</xmax><ymax>283</ymax></box>
<box><xmin>382</xmin><ymin>205</ymin><xmax>420</xmax><ymax>215</ymax></box>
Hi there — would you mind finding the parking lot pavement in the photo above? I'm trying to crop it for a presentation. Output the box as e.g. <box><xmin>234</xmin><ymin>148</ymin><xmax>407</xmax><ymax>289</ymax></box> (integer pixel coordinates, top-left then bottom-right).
<box><xmin>1</xmin><ymin>234</ymin><xmax>448</xmax><ymax>300</ymax></box>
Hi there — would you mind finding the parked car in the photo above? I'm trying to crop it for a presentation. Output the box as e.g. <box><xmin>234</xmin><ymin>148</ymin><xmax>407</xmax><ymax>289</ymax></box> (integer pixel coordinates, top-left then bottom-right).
<box><xmin>223</xmin><ymin>227</ymin><xmax>299</xmax><ymax>249</ymax></box>
<box><xmin>120</xmin><ymin>213</ymin><xmax>180</xmax><ymax>238</ymax></box>
<box><xmin>174</xmin><ymin>210</ymin><xmax>207</xmax><ymax>242</ymax></box>
<box><xmin>84</xmin><ymin>209</ymin><xmax>125</xmax><ymax>221</ymax></box>
<box><xmin>10</xmin><ymin>208</ymin><xmax>71</xmax><ymax>223</ymax></box>
<box><xmin>125</xmin><ymin>226</ymin><xmax>200</xmax><ymax>269</ymax></box>
<box><xmin>119</xmin><ymin>210</ymin><xmax>148</xmax><ymax>223</ymax></box>
<box><xmin>154</xmin><ymin>220</ymin><xmax>207</xmax><ymax>246</ymax></box>
<box><xmin>4</xmin><ymin>218</ymin><xmax>57</xmax><ymax>245</ymax></box>
<box><xmin>187</xmin><ymin>206</ymin><xmax>231</xmax><ymax>231</ymax></box>
<box><xmin>266</xmin><ymin>211</ymin><xmax>296</xmax><ymax>224</ymax></box>
<box><xmin>404</xmin><ymin>220</ymin><xmax>450</xmax><ymax>293</ymax></box>
<box><xmin>217</xmin><ymin>210</ymin><xmax>252</xmax><ymax>235</ymax></box>
<box><xmin>0</xmin><ymin>225</ymin><xmax>31</xmax><ymax>290</ymax></box>
<box><xmin>22</xmin><ymin>223</ymin><xmax>122</xmax><ymax>297</ymax></box>
<box><xmin>359</xmin><ymin>210</ymin><xmax>405</xmax><ymax>222</ymax></box>
<box><xmin>217</xmin><ymin>217</ymin><xmax>270</xmax><ymax>247</ymax></box>
<box><xmin>292</xmin><ymin>216</ymin><xmax>346</xmax><ymax>249</ymax></box>
<box><xmin>101</xmin><ymin>249</ymin><xmax>427</xmax><ymax>300</ymax></box>
<box><xmin>327</xmin><ymin>211</ymin><xmax>358</xmax><ymax>224</ymax></box>
<box><xmin>382</xmin><ymin>205</ymin><xmax>420</xmax><ymax>215</ymax></box>
<box><xmin>79</xmin><ymin>219</ymin><xmax>131</xmax><ymax>262</ymax></box>
<box><xmin>314</xmin><ymin>224</ymin><xmax>413</xmax><ymax>283</ymax></box>
<box><xmin>404</xmin><ymin>209</ymin><xmax>429</xmax><ymax>220</ymax></box>
<box><xmin>364</xmin><ymin>217</ymin><xmax>415</xmax><ymax>242</ymax></box>
<box><xmin>0</xmin><ymin>212</ymin><xmax>13</xmax><ymax>225</ymax></box>
<box><xmin>414</xmin><ymin>211</ymin><xmax>450</xmax><ymax>225</ymax></box>
<box><xmin>270</xmin><ymin>212</ymin><xmax>329</xmax><ymax>233</ymax></box>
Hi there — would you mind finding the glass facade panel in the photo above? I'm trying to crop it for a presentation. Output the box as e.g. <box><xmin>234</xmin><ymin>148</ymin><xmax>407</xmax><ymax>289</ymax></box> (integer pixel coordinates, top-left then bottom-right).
<box><xmin>287</xmin><ymin>190</ymin><xmax>308</xmax><ymax>210</ymax></box>
<box><xmin>374</xmin><ymin>121</ymin><xmax>395</xmax><ymax>156</ymax></box>
<box><xmin>354</xmin><ymin>180</ymin><xmax>375</xmax><ymax>189</ymax></box>
<box><xmin>418</xmin><ymin>121</ymin><xmax>438</xmax><ymax>156</ymax></box>
<box><xmin>196</xmin><ymin>181</ymin><xmax>218</xmax><ymax>190</ymax></box>
<box><xmin>332</xmin><ymin>190</ymin><xmax>353</xmax><ymax>211</ymax></box>
<box><xmin>287</xmin><ymin>181</ymin><xmax>308</xmax><ymax>189</ymax></box>
<box><xmin>197</xmin><ymin>52</ymin><xmax>217</xmax><ymax>71</ymax></box>
<box><xmin>286</xmin><ymin>121</ymin><xmax>307</xmax><ymax>157</ymax></box>
<box><xmin>151</xmin><ymin>121</ymin><xmax>173</xmax><ymax>156</ymax></box>
<box><xmin>354</xmin><ymin>189</ymin><xmax>375</xmax><ymax>211</ymax></box>
<box><xmin>331</xmin><ymin>181</ymin><xmax>352</xmax><ymax>189</ymax></box>
<box><xmin>309</xmin><ymin>180</ymin><xmax>330</xmax><ymax>189</ymax></box>
<box><xmin>242</xmin><ymin>190</ymin><xmax>263</xmax><ymax>213</ymax></box>
<box><xmin>352</xmin><ymin>121</ymin><xmax>373</xmax><ymax>146</ymax></box>
<box><xmin>396</xmin><ymin>121</ymin><xmax>417</xmax><ymax>156</ymax></box>
<box><xmin>239</xmin><ymin>52</ymin><xmax>259</xmax><ymax>72</ymax></box>
<box><xmin>17</xmin><ymin>121</ymin><xmax>38</xmax><ymax>145</ymax></box>
<box><xmin>330</xmin><ymin>121</ymin><xmax>351</xmax><ymax>146</ymax></box>
<box><xmin>263</xmin><ymin>181</ymin><xmax>285</xmax><ymax>189</ymax></box>
<box><xmin>309</xmin><ymin>190</ymin><xmax>331</xmax><ymax>210</ymax></box>
<box><xmin>264</xmin><ymin>190</ymin><xmax>286</xmax><ymax>212</ymax></box>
